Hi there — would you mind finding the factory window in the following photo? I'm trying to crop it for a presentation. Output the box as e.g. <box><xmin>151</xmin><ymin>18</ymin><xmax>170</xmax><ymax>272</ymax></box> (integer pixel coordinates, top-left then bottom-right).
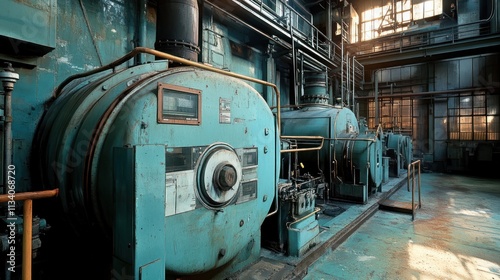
<box><xmin>367</xmin><ymin>97</ymin><xmax>413</xmax><ymax>134</ymax></box>
<box><xmin>413</xmin><ymin>0</ymin><xmax>442</xmax><ymax>20</ymax></box>
<box><xmin>448</xmin><ymin>93</ymin><xmax>500</xmax><ymax>141</ymax></box>
<box><xmin>360</xmin><ymin>0</ymin><xmax>442</xmax><ymax>41</ymax></box>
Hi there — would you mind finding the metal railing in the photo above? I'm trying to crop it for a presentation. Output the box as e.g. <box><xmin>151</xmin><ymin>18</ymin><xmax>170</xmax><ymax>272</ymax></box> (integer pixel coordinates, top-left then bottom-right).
<box><xmin>407</xmin><ymin>160</ymin><xmax>421</xmax><ymax>221</ymax></box>
<box><xmin>0</xmin><ymin>189</ymin><xmax>59</xmax><ymax>280</ymax></box>
<box><xmin>245</xmin><ymin>0</ymin><xmax>341</xmax><ymax>64</ymax></box>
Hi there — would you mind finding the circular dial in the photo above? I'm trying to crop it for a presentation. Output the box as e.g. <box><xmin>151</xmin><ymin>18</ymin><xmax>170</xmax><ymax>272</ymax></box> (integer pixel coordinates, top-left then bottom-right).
<box><xmin>196</xmin><ymin>143</ymin><xmax>242</xmax><ymax>209</ymax></box>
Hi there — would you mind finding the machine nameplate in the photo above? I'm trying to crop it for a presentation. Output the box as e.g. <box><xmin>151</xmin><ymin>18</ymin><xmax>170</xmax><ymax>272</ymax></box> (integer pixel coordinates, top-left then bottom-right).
<box><xmin>165</xmin><ymin>170</ymin><xmax>197</xmax><ymax>216</ymax></box>
<box><xmin>219</xmin><ymin>98</ymin><xmax>231</xmax><ymax>124</ymax></box>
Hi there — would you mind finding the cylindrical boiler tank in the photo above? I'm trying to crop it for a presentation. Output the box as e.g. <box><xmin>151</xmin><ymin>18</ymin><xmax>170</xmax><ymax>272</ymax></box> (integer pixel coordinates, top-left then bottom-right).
<box><xmin>281</xmin><ymin>104</ymin><xmax>383</xmax><ymax>202</ymax></box>
<box><xmin>34</xmin><ymin>61</ymin><xmax>278</xmax><ymax>276</ymax></box>
<box><xmin>280</xmin><ymin>105</ymin><xmax>358</xmax><ymax>191</ymax></box>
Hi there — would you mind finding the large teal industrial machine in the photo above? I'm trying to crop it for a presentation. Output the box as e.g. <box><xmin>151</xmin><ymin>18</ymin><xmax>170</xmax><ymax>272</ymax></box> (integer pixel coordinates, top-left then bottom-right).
<box><xmin>34</xmin><ymin>55</ymin><xmax>279</xmax><ymax>278</ymax></box>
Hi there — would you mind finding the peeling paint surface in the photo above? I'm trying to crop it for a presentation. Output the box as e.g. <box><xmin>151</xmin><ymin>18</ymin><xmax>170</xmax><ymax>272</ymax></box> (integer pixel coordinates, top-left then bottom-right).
<box><xmin>304</xmin><ymin>173</ymin><xmax>500</xmax><ymax>280</ymax></box>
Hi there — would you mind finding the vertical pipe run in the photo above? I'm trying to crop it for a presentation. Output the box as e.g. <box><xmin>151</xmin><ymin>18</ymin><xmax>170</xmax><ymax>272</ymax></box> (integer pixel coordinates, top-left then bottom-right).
<box><xmin>0</xmin><ymin>63</ymin><xmax>19</xmax><ymax>195</ymax></box>
<box><xmin>4</xmin><ymin>89</ymin><xmax>12</xmax><ymax>186</ymax></box>
<box><xmin>352</xmin><ymin>56</ymin><xmax>356</xmax><ymax>114</ymax></box>
<box><xmin>300</xmin><ymin>52</ymin><xmax>304</xmax><ymax>99</ymax></box>
<box><xmin>290</xmin><ymin>10</ymin><xmax>298</xmax><ymax>105</ymax></box>
<box><xmin>22</xmin><ymin>200</ymin><xmax>33</xmax><ymax>280</ymax></box>
<box><xmin>327</xmin><ymin>0</ymin><xmax>332</xmax><ymax>57</ymax></box>
<box><xmin>374</xmin><ymin>70</ymin><xmax>379</xmax><ymax>126</ymax></box>
<box><xmin>341</xmin><ymin>18</ymin><xmax>344</xmax><ymax>106</ymax></box>
<box><xmin>346</xmin><ymin>52</ymin><xmax>349</xmax><ymax>107</ymax></box>
<box><xmin>136</xmin><ymin>0</ymin><xmax>148</xmax><ymax>64</ymax></box>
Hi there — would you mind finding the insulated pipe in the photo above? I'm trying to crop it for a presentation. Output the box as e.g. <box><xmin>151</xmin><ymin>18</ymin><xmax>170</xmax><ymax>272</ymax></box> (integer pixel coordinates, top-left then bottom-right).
<box><xmin>0</xmin><ymin>63</ymin><xmax>19</xmax><ymax>195</ymax></box>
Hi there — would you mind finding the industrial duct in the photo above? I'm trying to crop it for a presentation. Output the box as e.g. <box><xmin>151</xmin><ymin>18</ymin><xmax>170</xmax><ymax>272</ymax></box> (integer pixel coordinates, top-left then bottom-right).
<box><xmin>301</xmin><ymin>71</ymin><xmax>329</xmax><ymax>105</ymax></box>
<box><xmin>155</xmin><ymin>0</ymin><xmax>200</xmax><ymax>62</ymax></box>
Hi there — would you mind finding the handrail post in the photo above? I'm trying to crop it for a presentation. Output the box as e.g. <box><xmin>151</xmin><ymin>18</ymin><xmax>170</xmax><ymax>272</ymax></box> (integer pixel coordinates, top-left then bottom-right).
<box><xmin>411</xmin><ymin>164</ymin><xmax>415</xmax><ymax>220</ymax></box>
<box><xmin>407</xmin><ymin>162</ymin><xmax>410</xmax><ymax>191</ymax></box>
<box><xmin>22</xmin><ymin>199</ymin><xmax>33</xmax><ymax>280</ymax></box>
<box><xmin>418</xmin><ymin>161</ymin><xmax>422</xmax><ymax>208</ymax></box>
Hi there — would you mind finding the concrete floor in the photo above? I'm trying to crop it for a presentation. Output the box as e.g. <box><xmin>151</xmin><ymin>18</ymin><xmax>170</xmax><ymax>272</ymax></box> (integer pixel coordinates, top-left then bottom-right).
<box><xmin>303</xmin><ymin>173</ymin><xmax>500</xmax><ymax>280</ymax></box>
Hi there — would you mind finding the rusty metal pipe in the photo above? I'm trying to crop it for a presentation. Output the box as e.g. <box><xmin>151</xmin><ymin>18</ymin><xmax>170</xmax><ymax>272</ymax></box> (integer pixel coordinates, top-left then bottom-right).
<box><xmin>0</xmin><ymin>189</ymin><xmax>59</xmax><ymax>203</ymax></box>
<box><xmin>280</xmin><ymin>136</ymin><xmax>324</xmax><ymax>153</ymax></box>
<box><xmin>286</xmin><ymin>207</ymin><xmax>321</xmax><ymax>231</ymax></box>
<box><xmin>54</xmin><ymin>47</ymin><xmax>282</xmax><ymax>132</ymax></box>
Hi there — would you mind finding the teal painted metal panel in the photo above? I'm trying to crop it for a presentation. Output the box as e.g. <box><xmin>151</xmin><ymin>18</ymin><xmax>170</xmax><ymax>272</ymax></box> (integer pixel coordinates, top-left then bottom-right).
<box><xmin>140</xmin><ymin>259</ymin><xmax>163</xmax><ymax>280</ymax></box>
<box><xmin>134</xmin><ymin>145</ymin><xmax>166</xmax><ymax>279</ymax></box>
<box><xmin>113</xmin><ymin>147</ymin><xmax>135</xmax><ymax>276</ymax></box>
<box><xmin>112</xmin><ymin>145</ymin><xmax>166</xmax><ymax>279</ymax></box>
<box><xmin>288</xmin><ymin>214</ymin><xmax>319</xmax><ymax>257</ymax></box>
<box><xmin>0</xmin><ymin>0</ymin><xmax>57</xmax><ymax>55</ymax></box>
